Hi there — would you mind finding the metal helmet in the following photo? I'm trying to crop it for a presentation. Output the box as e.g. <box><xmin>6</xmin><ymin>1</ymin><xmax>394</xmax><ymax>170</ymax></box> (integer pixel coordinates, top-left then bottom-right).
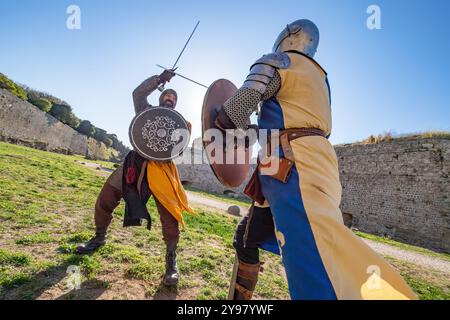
<box><xmin>272</xmin><ymin>19</ymin><xmax>320</xmax><ymax>58</ymax></box>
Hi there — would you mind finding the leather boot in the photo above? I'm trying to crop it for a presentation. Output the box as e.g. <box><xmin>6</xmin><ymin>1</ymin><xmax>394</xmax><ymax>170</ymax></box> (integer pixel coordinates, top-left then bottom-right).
<box><xmin>232</xmin><ymin>260</ymin><xmax>262</xmax><ymax>300</ymax></box>
<box><xmin>163</xmin><ymin>243</ymin><xmax>179</xmax><ymax>286</ymax></box>
<box><xmin>76</xmin><ymin>229</ymin><xmax>107</xmax><ymax>254</ymax></box>
<box><xmin>76</xmin><ymin>182</ymin><xmax>122</xmax><ymax>255</ymax></box>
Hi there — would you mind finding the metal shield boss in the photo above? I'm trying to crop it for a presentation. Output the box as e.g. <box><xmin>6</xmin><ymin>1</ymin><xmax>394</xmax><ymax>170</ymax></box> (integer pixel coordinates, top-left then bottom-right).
<box><xmin>202</xmin><ymin>79</ymin><xmax>252</xmax><ymax>188</ymax></box>
<box><xmin>129</xmin><ymin>107</ymin><xmax>190</xmax><ymax>161</ymax></box>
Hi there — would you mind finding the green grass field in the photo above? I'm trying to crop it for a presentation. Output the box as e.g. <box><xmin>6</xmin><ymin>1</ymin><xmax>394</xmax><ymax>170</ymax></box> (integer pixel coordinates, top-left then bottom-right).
<box><xmin>0</xmin><ymin>142</ymin><xmax>288</xmax><ymax>300</ymax></box>
<box><xmin>0</xmin><ymin>142</ymin><xmax>448</xmax><ymax>300</ymax></box>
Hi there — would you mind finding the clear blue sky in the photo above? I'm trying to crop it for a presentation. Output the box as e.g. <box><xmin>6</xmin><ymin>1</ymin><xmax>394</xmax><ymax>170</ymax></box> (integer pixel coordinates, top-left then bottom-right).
<box><xmin>1</xmin><ymin>0</ymin><xmax>449</xmax><ymax>147</ymax></box>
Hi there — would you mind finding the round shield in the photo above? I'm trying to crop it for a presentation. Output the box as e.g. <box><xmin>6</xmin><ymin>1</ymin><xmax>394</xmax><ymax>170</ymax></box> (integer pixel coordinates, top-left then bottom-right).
<box><xmin>202</xmin><ymin>79</ymin><xmax>252</xmax><ymax>188</ymax></box>
<box><xmin>129</xmin><ymin>107</ymin><xmax>190</xmax><ymax>161</ymax></box>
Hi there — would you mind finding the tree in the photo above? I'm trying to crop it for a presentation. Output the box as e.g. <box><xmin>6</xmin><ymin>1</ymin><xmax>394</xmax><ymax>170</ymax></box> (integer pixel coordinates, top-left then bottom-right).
<box><xmin>107</xmin><ymin>133</ymin><xmax>119</xmax><ymax>149</ymax></box>
<box><xmin>103</xmin><ymin>138</ymin><xmax>113</xmax><ymax>148</ymax></box>
<box><xmin>50</xmin><ymin>104</ymin><xmax>80</xmax><ymax>129</ymax></box>
<box><xmin>94</xmin><ymin>127</ymin><xmax>114</xmax><ymax>146</ymax></box>
<box><xmin>92</xmin><ymin>129</ymin><xmax>115</xmax><ymax>148</ymax></box>
<box><xmin>77</xmin><ymin>120</ymin><xmax>96</xmax><ymax>137</ymax></box>
<box><xmin>28</xmin><ymin>97</ymin><xmax>52</xmax><ymax>113</ymax></box>
<box><xmin>93</xmin><ymin>127</ymin><xmax>107</xmax><ymax>142</ymax></box>
<box><xmin>67</xmin><ymin>113</ymin><xmax>80</xmax><ymax>129</ymax></box>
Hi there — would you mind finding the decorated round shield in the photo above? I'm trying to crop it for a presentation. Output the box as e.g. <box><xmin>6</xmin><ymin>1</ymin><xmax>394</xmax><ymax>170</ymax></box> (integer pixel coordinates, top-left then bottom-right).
<box><xmin>129</xmin><ymin>107</ymin><xmax>190</xmax><ymax>161</ymax></box>
<box><xmin>202</xmin><ymin>79</ymin><xmax>252</xmax><ymax>188</ymax></box>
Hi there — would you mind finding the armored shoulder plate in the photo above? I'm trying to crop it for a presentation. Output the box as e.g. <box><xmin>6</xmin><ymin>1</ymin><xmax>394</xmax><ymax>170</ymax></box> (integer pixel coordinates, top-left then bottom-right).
<box><xmin>242</xmin><ymin>52</ymin><xmax>291</xmax><ymax>94</ymax></box>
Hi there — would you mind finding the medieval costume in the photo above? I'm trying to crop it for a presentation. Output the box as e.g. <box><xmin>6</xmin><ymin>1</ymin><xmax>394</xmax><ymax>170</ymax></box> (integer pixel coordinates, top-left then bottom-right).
<box><xmin>215</xmin><ymin>20</ymin><xmax>417</xmax><ymax>300</ymax></box>
<box><xmin>76</xmin><ymin>70</ymin><xmax>194</xmax><ymax>286</ymax></box>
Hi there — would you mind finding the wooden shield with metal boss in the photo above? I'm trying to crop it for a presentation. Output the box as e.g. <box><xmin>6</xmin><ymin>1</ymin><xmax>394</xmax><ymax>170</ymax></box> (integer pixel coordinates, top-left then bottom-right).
<box><xmin>129</xmin><ymin>107</ymin><xmax>190</xmax><ymax>161</ymax></box>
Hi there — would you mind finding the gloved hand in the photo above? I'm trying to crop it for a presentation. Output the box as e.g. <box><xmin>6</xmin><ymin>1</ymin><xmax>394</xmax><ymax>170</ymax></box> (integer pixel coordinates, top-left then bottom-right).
<box><xmin>159</xmin><ymin>69</ymin><xmax>176</xmax><ymax>84</ymax></box>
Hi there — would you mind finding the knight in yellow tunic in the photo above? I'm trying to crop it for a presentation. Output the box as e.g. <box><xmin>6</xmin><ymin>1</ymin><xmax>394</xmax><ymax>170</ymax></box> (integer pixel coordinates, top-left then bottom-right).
<box><xmin>215</xmin><ymin>19</ymin><xmax>417</xmax><ymax>300</ymax></box>
<box><xmin>76</xmin><ymin>69</ymin><xmax>194</xmax><ymax>286</ymax></box>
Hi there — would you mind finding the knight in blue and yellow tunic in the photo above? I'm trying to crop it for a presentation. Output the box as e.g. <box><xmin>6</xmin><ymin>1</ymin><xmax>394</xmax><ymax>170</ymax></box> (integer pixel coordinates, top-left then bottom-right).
<box><xmin>215</xmin><ymin>19</ymin><xmax>417</xmax><ymax>300</ymax></box>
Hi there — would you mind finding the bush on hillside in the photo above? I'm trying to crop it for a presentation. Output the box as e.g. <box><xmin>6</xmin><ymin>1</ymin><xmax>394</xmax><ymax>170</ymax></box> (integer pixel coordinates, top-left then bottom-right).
<box><xmin>364</xmin><ymin>132</ymin><xmax>394</xmax><ymax>144</ymax></box>
<box><xmin>93</xmin><ymin>127</ymin><xmax>107</xmax><ymax>142</ymax></box>
<box><xmin>0</xmin><ymin>73</ymin><xmax>27</xmax><ymax>100</ymax></box>
<box><xmin>103</xmin><ymin>138</ymin><xmax>113</xmax><ymax>148</ymax></box>
<box><xmin>77</xmin><ymin>120</ymin><xmax>96</xmax><ymax>137</ymax></box>
<box><xmin>23</xmin><ymin>85</ymin><xmax>67</xmax><ymax>106</ymax></box>
<box><xmin>50</xmin><ymin>104</ymin><xmax>80</xmax><ymax>129</ymax></box>
<box><xmin>28</xmin><ymin>97</ymin><xmax>52</xmax><ymax>113</ymax></box>
<box><xmin>94</xmin><ymin>127</ymin><xmax>114</xmax><ymax>147</ymax></box>
<box><xmin>107</xmin><ymin>133</ymin><xmax>120</xmax><ymax>149</ymax></box>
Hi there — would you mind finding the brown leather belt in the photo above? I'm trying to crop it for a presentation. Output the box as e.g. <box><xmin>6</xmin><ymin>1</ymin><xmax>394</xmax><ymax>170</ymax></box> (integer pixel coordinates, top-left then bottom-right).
<box><xmin>244</xmin><ymin>127</ymin><xmax>327</xmax><ymax>204</ymax></box>
<box><xmin>279</xmin><ymin>128</ymin><xmax>327</xmax><ymax>162</ymax></box>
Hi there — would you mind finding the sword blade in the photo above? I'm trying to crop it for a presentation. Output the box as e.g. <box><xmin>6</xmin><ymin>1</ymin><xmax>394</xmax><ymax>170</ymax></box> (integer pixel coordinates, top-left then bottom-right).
<box><xmin>172</xmin><ymin>20</ymin><xmax>200</xmax><ymax>69</ymax></box>
<box><xmin>156</xmin><ymin>64</ymin><xmax>208</xmax><ymax>89</ymax></box>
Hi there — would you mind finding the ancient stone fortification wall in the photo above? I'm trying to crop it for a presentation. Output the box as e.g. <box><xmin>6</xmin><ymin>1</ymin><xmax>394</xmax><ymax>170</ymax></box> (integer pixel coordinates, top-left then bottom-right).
<box><xmin>0</xmin><ymin>89</ymin><xmax>117</xmax><ymax>161</ymax></box>
<box><xmin>178</xmin><ymin>138</ymin><xmax>449</xmax><ymax>252</ymax></box>
<box><xmin>337</xmin><ymin>138</ymin><xmax>449</xmax><ymax>253</ymax></box>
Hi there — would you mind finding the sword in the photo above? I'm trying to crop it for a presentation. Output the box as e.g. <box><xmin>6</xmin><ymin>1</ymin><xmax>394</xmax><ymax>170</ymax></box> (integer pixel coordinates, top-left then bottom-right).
<box><xmin>158</xmin><ymin>20</ymin><xmax>201</xmax><ymax>92</ymax></box>
<box><xmin>156</xmin><ymin>64</ymin><xmax>208</xmax><ymax>89</ymax></box>
<box><xmin>172</xmin><ymin>20</ymin><xmax>200</xmax><ymax>69</ymax></box>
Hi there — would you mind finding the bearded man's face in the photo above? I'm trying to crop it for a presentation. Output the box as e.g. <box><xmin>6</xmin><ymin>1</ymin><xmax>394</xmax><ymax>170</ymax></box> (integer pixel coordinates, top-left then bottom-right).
<box><xmin>161</xmin><ymin>93</ymin><xmax>177</xmax><ymax>108</ymax></box>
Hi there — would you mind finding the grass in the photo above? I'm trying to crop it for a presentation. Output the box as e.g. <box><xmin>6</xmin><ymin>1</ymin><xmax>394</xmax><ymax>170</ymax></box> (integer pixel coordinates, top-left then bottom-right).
<box><xmin>0</xmin><ymin>142</ymin><xmax>287</xmax><ymax>300</ymax></box>
<box><xmin>406</xmin><ymin>131</ymin><xmax>450</xmax><ymax>140</ymax></box>
<box><xmin>0</xmin><ymin>141</ymin><xmax>447</xmax><ymax>300</ymax></box>
<box><xmin>362</xmin><ymin>131</ymin><xmax>450</xmax><ymax>144</ymax></box>
<box><xmin>70</xmin><ymin>154</ymin><xmax>119</xmax><ymax>170</ymax></box>
<box><xmin>0</xmin><ymin>249</ymin><xmax>32</xmax><ymax>267</ymax></box>
<box><xmin>385</xmin><ymin>256</ymin><xmax>449</xmax><ymax>300</ymax></box>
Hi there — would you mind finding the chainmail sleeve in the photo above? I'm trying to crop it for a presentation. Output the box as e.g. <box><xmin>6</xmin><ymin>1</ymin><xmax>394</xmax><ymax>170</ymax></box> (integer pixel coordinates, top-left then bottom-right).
<box><xmin>132</xmin><ymin>75</ymin><xmax>161</xmax><ymax>114</ymax></box>
<box><xmin>223</xmin><ymin>71</ymin><xmax>281</xmax><ymax>129</ymax></box>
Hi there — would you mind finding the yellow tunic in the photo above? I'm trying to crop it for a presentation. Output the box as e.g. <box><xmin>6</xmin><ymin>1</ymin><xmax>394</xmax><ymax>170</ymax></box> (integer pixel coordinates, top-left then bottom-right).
<box><xmin>146</xmin><ymin>161</ymin><xmax>195</xmax><ymax>227</ymax></box>
<box><xmin>261</xmin><ymin>52</ymin><xmax>417</xmax><ymax>299</ymax></box>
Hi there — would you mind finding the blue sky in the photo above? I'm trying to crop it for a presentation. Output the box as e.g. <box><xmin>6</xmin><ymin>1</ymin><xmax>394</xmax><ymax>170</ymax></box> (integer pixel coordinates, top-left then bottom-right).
<box><xmin>0</xmin><ymin>0</ymin><xmax>449</xmax><ymax>146</ymax></box>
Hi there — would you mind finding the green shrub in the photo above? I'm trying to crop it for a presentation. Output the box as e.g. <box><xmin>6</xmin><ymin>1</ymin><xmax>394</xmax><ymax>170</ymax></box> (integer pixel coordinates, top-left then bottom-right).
<box><xmin>0</xmin><ymin>73</ymin><xmax>27</xmax><ymax>100</ymax></box>
<box><xmin>94</xmin><ymin>127</ymin><xmax>114</xmax><ymax>147</ymax></box>
<box><xmin>93</xmin><ymin>127</ymin><xmax>107</xmax><ymax>142</ymax></box>
<box><xmin>103</xmin><ymin>138</ymin><xmax>113</xmax><ymax>148</ymax></box>
<box><xmin>0</xmin><ymin>249</ymin><xmax>31</xmax><ymax>267</ymax></box>
<box><xmin>50</xmin><ymin>104</ymin><xmax>80</xmax><ymax>129</ymax></box>
<box><xmin>28</xmin><ymin>97</ymin><xmax>52</xmax><ymax>112</ymax></box>
<box><xmin>77</xmin><ymin>120</ymin><xmax>96</xmax><ymax>137</ymax></box>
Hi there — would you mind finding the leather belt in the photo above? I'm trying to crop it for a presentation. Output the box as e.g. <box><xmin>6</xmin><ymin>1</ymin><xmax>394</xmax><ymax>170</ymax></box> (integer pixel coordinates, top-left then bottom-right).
<box><xmin>279</xmin><ymin>128</ymin><xmax>327</xmax><ymax>161</ymax></box>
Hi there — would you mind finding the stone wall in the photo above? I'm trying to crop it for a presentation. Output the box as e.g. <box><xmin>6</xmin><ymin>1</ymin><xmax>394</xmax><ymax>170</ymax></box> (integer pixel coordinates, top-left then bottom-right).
<box><xmin>0</xmin><ymin>88</ymin><xmax>117</xmax><ymax>161</ymax></box>
<box><xmin>337</xmin><ymin>138</ymin><xmax>449</xmax><ymax>253</ymax></box>
<box><xmin>178</xmin><ymin>138</ymin><xmax>450</xmax><ymax>252</ymax></box>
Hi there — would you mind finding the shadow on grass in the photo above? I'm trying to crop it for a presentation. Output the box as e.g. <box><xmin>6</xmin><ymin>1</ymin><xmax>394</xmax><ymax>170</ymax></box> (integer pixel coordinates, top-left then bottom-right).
<box><xmin>150</xmin><ymin>281</ymin><xmax>179</xmax><ymax>300</ymax></box>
